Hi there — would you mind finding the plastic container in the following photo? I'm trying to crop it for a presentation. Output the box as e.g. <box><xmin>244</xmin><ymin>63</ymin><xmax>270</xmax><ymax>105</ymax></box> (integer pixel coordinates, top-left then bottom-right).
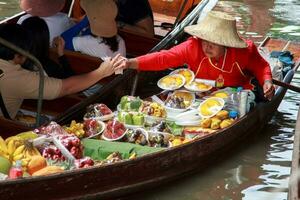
<box><xmin>225</xmin><ymin>88</ymin><xmax>239</xmax><ymax>113</ymax></box>
<box><xmin>238</xmin><ymin>90</ymin><xmax>248</xmax><ymax>117</ymax></box>
<box><xmin>8</xmin><ymin>160</ymin><xmax>23</xmax><ymax>179</ymax></box>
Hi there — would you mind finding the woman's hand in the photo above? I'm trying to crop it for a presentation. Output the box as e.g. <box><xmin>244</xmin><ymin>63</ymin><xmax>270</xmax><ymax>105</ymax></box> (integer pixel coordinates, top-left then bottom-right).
<box><xmin>114</xmin><ymin>57</ymin><xmax>138</xmax><ymax>72</ymax></box>
<box><xmin>98</xmin><ymin>54</ymin><xmax>126</xmax><ymax>78</ymax></box>
<box><xmin>53</xmin><ymin>36</ymin><xmax>65</xmax><ymax>57</ymax></box>
<box><xmin>263</xmin><ymin>80</ymin><xmax>275</xmax><ymax>100</ymax></box>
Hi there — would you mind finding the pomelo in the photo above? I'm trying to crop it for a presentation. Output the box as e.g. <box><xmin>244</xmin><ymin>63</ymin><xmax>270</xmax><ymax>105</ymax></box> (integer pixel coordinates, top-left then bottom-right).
<box><xmin>0</xmin><ymin>156</ymin><xmax>12</xmax><ymax>174</ymax></box>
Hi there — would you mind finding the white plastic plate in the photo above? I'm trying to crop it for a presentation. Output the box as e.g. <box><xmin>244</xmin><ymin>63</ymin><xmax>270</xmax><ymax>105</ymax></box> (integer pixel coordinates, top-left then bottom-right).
<box><xmin>157</xmin><ymin>74</ymin><xmax>185</xmax><ymax>90</ymax></box>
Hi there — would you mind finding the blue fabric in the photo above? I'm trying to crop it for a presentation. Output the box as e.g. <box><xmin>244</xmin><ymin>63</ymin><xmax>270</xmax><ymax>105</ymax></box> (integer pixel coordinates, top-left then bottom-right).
<box><xmin>279</xmin><ymin>52</ymin><xmax>294</xmax><ymax>66</ymax></box>
<box><xmin>270</xmin><ymin>50</ymin><xmax>294</xmax><ymax>66</ymax></box>
<box><xmin>61</xmin><ymin>16</ymin><xmax>92</xmax><ymax>51</ymax></box>
<box><xmin>270</xmin><ymin>50</ymin><xmax>294</xmax><ymax>77</ymax></box>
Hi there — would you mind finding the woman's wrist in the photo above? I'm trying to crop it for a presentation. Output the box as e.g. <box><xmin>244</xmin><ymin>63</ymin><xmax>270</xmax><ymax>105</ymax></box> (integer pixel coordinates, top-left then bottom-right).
<box><xmin>128</xmin><ymin>58</ymin><xmax>138</xmax><ymax>69</ymax></box>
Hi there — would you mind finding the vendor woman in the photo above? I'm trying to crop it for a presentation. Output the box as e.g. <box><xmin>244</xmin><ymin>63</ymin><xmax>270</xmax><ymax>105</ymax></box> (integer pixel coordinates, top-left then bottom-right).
<box><xmin>115</xmin><ymin>11</ymin><xmax>275</xmax><ymax>101</ymax></box>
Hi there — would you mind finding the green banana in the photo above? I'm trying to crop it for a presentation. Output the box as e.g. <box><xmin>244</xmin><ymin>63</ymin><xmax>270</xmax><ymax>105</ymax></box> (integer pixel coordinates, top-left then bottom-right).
<box><xmin>16</xmin><ymin>131</ymin><xmax>38</xmax><ymax>140</ymax></box>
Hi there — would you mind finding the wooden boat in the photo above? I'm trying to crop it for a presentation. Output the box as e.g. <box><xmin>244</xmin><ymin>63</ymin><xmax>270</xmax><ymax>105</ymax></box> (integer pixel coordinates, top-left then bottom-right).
<box><xmin>0</xmin><ymin>33</ymin><xmax>300</xmax><ymax>199</ymax></box>
<box><xmin>0</xmin><ymin>0</ymin><xmax>207</xmax><ymax>136</ymax></box>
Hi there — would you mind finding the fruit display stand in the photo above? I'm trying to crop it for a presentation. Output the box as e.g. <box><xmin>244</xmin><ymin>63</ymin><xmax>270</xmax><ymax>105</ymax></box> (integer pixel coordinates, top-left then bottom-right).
<box><xmin>0</xmin><ymin>80</ymin><xmax>242</xmax><ymax>181</ymax></box>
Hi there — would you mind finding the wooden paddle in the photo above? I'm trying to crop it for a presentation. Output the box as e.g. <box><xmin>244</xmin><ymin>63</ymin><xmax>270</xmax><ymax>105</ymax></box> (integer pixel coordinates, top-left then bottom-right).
<box><xmin>272</xmin><ymin>78</ymin><xmax>300</xmax><ymax>93</ymax></box>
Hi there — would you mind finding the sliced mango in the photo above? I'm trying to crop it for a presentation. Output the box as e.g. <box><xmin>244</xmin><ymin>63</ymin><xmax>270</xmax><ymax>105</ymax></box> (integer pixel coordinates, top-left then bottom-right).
<box><xmin>214</xmin><ymin>92</ymin><xmax>228</xmax><ymax>99</ymax></box>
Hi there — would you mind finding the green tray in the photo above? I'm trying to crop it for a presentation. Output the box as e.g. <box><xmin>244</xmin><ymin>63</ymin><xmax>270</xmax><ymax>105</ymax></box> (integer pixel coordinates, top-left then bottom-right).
<box><xmin>82</xmin><ymin>139</ymin><xmax>164</xmax><ymax>160</ymax></box>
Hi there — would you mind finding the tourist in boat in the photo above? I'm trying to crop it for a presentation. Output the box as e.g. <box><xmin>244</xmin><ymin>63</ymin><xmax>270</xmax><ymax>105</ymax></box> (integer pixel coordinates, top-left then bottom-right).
<box><xmin>0</xmin><ymin>23</ymin><xmax>123</xmax><ymax>119</ymax></box>
<box><xmin>17</xmin><ymin>0</ymin><xmax>75</xmax><ymax>46</ymax></box>
<box><xmin>115</xmin><ymin>0</ymin><xmax>155</xmax><ymax>37</ymax></box>
<box><xmin>21</xmin><ymin>16</ymin><xmax>74</xmax><ymax>79</ymax></box>
<box><xmin>61</xmin><ymin>0</ymin><xmax>126</xmax><ymax>60</ymax></box>
<box><xmin>115</xmin><ymin>11</ymin><xmax>275</xmax><ymax>101</ymax></box>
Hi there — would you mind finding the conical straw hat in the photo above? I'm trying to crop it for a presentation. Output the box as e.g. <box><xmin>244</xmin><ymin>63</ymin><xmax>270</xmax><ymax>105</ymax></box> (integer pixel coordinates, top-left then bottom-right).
<box><xmin>184</xmin><ymin>11</ymin><xmax>247</xmax><ymax>48</ymax></box>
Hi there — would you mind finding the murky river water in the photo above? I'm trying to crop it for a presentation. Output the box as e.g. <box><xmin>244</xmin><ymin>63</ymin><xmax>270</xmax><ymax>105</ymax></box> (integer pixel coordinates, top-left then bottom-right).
<box><xmin>0</xmin><ymin>0</ymin><xmax>299</xmax><ymax>199</ymax></box>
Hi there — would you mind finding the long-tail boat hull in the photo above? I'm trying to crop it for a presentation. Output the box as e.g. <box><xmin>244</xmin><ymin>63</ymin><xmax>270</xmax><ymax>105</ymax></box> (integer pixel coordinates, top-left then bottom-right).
<box><xmin>0</xmin><ymin>38</ymin><xmax>299</xmax><ymax>199</ymax></box>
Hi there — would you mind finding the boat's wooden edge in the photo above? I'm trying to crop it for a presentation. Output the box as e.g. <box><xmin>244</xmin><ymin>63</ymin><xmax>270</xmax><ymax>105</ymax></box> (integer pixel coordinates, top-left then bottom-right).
<box><xmin>49</xmin><ymin>48</ymin><xmax>102</xmax><ymax>73</ymax></box>
<box><xmin>289</xmin><ymin>106</ymin><xmax>300</xmax><ymax>200</ymax></box>
<box><xmin>0</xmin><ymin>117</ymin><xmax>31</xmax><ymax>137</ymax></box>
<box><xmin>262</xmin><ymin>38</ymin><xmax>300</xmax><ymax>60</ymax></box>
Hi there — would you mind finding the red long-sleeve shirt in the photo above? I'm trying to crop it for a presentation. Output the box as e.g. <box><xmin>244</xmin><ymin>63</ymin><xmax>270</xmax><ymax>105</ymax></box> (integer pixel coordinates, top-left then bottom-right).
<box><xmin>137</xmin><ymin>37</ymin><xmax>272</xmax><ymax>89</ymax></box>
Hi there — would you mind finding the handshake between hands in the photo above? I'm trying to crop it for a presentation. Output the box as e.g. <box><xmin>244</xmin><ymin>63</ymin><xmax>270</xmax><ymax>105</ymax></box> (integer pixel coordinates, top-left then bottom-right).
<box><xmin>99</xmin><ymin>54</ymin><xmax>130</xmax><ymax>78</ymax></box>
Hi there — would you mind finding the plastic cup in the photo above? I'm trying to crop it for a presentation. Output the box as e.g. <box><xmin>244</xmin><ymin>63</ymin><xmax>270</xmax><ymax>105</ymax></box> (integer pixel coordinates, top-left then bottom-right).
<box><xmin>239</xmin><ymin>91</ymin><xmax>248</xmax><ymax>117</ymax></box>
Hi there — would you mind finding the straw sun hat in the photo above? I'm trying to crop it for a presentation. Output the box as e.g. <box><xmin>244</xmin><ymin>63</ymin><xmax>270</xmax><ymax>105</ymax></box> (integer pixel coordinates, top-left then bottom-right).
<box><xmin>20</xmin><ymin>0</ymin><xmax>66</xmax><ymax>17</ymax></box>
<box><xmin>80</xmin><ymin>0</ymin><xmax>117</xmax><ymax>38</ymax></box>
<box><xmin>184</xmin><ymin>11</ymin><xmax>247</xmax><ymax>48</ymax></box>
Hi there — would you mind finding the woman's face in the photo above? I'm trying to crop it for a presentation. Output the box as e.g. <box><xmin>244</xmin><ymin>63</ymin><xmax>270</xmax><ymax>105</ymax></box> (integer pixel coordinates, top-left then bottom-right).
<box><xmin>201</xmin><ymin>40</ymin><xmax>226</xmax><ymax>59</ymax></box>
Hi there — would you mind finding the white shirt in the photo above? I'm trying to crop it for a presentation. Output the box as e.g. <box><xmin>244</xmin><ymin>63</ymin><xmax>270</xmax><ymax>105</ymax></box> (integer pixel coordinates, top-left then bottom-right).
<box><xmin>17</xmin><ymin>12</ymin><xmax>75</xmax><ymax>45</ymax></box>
<box><xmin>72</xmin><ymin>35</ymin><xmax>126</xmax><ymax>59</ymax></box>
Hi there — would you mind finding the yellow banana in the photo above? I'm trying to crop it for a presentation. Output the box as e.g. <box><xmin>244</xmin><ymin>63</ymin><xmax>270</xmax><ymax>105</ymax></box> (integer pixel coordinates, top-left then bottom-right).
<box><xmin>13</xmin><ymin>139</ymin><xmax>24</xmax><ymax>149</ymax></box>
<box><xmin>31</xmin><ymin>147</ymin><xmax>41</xmax><ymax>156</ymax></box>
<box><xmin>3</xmin><ymin>154</ymin><xmax>10</xmax><ymax>160</ymax></box>
<box><xmin>5</xmin><ymin>136</ymin><xmax>21</xmax><ymax>145</ymax></box>
<box><xmin>13</xmin><ymin>153</ymin><xmax>24</xmax><ymax>161</ymax></box>
<box><xmin>0</xmin><ymin>149</ymin><xmax>9</xmax><ymax>159</ymax></box>
<box><xmin>21</xmin><ymin>158</ymin><xmax>30</xmax><ymax>167</ymax></box>
<box><xmin>0</xmin><ymin>136</ymin><xmax>8</xmax><ymax>153</ymax></box>
<box><xmin>24</xmin><ymin>149</ymin><xmax>32</xmax><ymax>159</ymax></box>
<box><xmin>7</xmin><ymin>139</ymin><xmax>16</xmax><ymax>155</ymax></box>
<box><xmin>13</xmin><ymin>145</ymin><xmax>25</xmax><ymax>157</ymax></box>
<box><xmin>22</xmin><ymin>157</ymin><xmax>31</xmax><ymax>163</ymax></box>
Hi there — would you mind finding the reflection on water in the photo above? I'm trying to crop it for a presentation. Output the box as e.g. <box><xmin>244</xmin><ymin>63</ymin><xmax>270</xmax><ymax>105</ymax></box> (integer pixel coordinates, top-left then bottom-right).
<box><xmin>0</xmin><ymin>0</ymin><xmax>299</xmax><ymax>199</ymax></box>
<box><xmin>0</xmin><ymin>0</ymin><xmax>20</xmax><ymax>21</ymax></box>
<box><xmin>270</xmin><ymin>0</ymin><xmax>300</xmax><ymax>38</ymax></box>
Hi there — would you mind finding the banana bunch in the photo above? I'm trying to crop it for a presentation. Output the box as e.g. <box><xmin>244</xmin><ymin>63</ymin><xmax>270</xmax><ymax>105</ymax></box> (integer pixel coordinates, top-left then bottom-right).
<box><xmin>11</xmin><ymin>141</ymin><xmax>41</xmax><ymax>162</ymax></box>
<box><xmin>1</xmin><ymin>134</ymin><xmax>41</xmax><ymax>172</ymax></box>
<box><xmin>5</xmin><ymin>135</ymin><xmax>25</xmax><ymax>159</ymax></box>
<box><xmin>1</xmin><ymin>135</ymin><xmax>40</xmax><ymax>161</ymax></box>
<box><xmin>11</xmin><ymin>140</ymin><xmax>41</xmax><ymax>172</ymax></box>
<box><xmin>0</xmin><ymin>135</ymin><xmax>24</xmax><ymax>160</ymax></box>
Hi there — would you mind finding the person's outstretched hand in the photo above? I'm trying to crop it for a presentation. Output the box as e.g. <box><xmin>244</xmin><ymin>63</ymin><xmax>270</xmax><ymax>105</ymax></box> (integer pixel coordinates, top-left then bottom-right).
<box><xmin>263</xmin><ymin>80</ymin><xmax>275</xmax><ymax>100</ymax></box>
<box><xmin>99</xmin><ymin>54</ymin><xmax>126</xmax><ymax>78</ymax></box>
<box><xmin>53</xmin><ymin>36</ymin><xmax>65</xmax><ymax>57</ymax></box>
<box><xmin>114</xmin><ymin>57</ymin><xmax>138</xmax><ymax>72</ymax></box>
